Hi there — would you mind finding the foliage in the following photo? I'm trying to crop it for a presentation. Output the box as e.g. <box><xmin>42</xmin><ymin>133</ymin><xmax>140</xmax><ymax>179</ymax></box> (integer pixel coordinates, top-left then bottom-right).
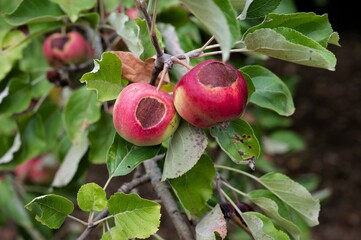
<box><xmin>0</xmin><ymin>0</ymin><xmax>338</xmax><ymax>239</ymax></box>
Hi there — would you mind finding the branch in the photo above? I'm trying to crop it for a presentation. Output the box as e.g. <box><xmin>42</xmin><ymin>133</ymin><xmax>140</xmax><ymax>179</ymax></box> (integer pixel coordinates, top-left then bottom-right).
<box><xmin>143</xmin><ymin>160</ymin><xmax>195</xmax><ymax>240</ymax></box>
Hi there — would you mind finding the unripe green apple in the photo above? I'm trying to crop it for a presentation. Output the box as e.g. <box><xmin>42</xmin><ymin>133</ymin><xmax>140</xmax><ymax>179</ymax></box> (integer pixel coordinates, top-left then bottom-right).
<box><xmin>113</xmin><ymin>83</ymin><xmax>180</xmax><ymax>146</ymax></box>
<box><xmin>173</xmin><ymin>60</ymin><xmax>248</xmax><ymax>128</ymax></box>
<box><xmin>42</xmin><ymin>31</ymin><xmax>94</xmax><ymax>67</ymax></box>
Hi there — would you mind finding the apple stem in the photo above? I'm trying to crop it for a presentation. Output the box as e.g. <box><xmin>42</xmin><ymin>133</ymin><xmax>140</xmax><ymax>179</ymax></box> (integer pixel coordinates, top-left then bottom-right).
<box><xmin>156</xmin><ymin>65</ymin><xmax>169</xmax><ymax>90</ymax></box>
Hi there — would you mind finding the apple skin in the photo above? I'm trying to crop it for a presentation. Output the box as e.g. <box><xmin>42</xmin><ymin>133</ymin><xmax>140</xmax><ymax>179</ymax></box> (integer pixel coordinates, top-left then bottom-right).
<box><xmin>173</xmin><ymin>60</ymin><xmax>248</xmax><ymax>128</ymax></box>
<box><xmin>42</xmin><ymin>31</ymin><xmax>94</xmax><ymax>67</ymax></box>
<box><xmin>113</xmin><ymin>83</ymin><xmax>180</xmax><ymax>146</ymax></box>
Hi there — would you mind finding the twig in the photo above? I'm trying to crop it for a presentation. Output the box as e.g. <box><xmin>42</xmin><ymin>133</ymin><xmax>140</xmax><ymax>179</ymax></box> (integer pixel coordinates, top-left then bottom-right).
<box><xmin>171</xmin><ymin>57</ymin><xmax>193</xmax><ymax>70</ymax></box>
<box><xmin>143</xmin><ymin>160</ymin><xmax>195</xmax><ymax>240</ymax></box>
<box><xmin>138</xmin><ymin>0</ymin><xmax>163</xmax><ymax>58</ymax></box>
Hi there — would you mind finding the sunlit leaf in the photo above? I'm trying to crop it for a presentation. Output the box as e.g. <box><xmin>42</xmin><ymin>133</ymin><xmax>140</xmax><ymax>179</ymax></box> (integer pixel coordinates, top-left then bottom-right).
<box><xmin>80</xmin><ymin>51</ymin><xmax>127</xmax><ymax>102</ymax></box>
<box><xmin>77</xmin><ymin>183</ymin><xmax>107</xmax><ymax>212</ymax></box>
<box><xmin>106</xmin><ymin>193</ymin><xmax>161</xmax><ymax>239</ymax></box>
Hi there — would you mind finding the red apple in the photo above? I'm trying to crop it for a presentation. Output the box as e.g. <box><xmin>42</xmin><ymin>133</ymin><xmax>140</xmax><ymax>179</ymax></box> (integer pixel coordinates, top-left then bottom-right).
<box><xmin>173</xmin><ymin>60</ymin><xmax>248</xmax><ymax>128</ymax></box>
<box><xmin>42</xmin><ymin>31</ymin><xmax>94</xmax><ymax>67</ymax></box>
<box><xmin>14</xmin><ymin>155</ymin><xmax>58</xmax><ymax>185</ymax></box>
<box><xmin>113</xmin><ymin>83</ymin><xmax>180</xmax><ymax>146</ymax></box>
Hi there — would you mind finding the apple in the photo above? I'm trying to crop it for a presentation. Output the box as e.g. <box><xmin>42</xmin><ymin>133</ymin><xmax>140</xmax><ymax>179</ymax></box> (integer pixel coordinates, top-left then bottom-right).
<box><xmin>42</xmin><ymin>31</ymin><xmax>94</xmax><ymax>67</ymax></box>
<box><xmin>113</xmin><ymin>83</ymin><xmax>180</xmax><ymax>146</ymax></box>
<box><xmin>14</xmin><ymin>154</ymin><xmax>58</xmax><ymax>185</ymax></box>
<box><xmin>173</xmin><ymin>59</ymin><xmax>248</xmax><ymax>128</ymax></box>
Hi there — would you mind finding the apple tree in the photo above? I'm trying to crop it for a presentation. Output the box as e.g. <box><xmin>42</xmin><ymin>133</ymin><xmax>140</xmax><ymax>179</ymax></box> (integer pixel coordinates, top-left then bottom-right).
<box><xmin>0</xmin><ymin>0</ymin><xmax>339</xmax><ymax>239</ymax></box>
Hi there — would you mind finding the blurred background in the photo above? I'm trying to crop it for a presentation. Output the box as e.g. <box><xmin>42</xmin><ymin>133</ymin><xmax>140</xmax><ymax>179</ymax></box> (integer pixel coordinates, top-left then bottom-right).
<box><xmin>268</xmin><ymin>0</ymin><xmax>361</xmax><ymax>239</ymax></box>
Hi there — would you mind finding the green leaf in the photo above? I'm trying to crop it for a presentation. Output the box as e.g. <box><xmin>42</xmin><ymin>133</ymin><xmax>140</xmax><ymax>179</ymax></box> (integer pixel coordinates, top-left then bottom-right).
<box><xmin>135</xmin><ymin>18</ymin><xmax>164</xmax><ymax>60</ymax></box>
<box><xmin>25</xmin><ymin>194</ymin><xmax>74</xmax><ymax>229</ymax></box>
<box><xmin>195</xmin><ymin>204</ymin><xmax>227</xmax><ymax>240</ymax></box>
<box><xmin>259</xmin><ymin>172</ymin><xmax>320</xmax><ymax>226</ymax></box>
<box><xmin>210</xmin><ymin>119</ymin><xmax>260</xmax><ymax>164</ymax></box>
<box><xmin>240</xmin><ymin>65</ymin><xmax>295</xmax><ymax>116</ymax></box>
<box><xmin>0</xmin><ymin>176</ymin><xmax>32</xmax><ymax>228</ymax></box>
<box><xmin>80</xmin><ymin>52</ymin><xmax>126</xmax><ymax>102</ymax></box>
<box><xmin>77</xmin><ymin>183</ymin><xmax>107</xmax><ymax>212</ymax></box>
<box><xmin>0</xmin><ymin>38</ymin><xmax>29</xmax><ymax>82</ymax></box>
<box><xmin>51</xmin><ymin>134</ymin><xmax>88</xmax><ymax>187</ymax></box>
<box><xmin>0</xmin><ymin>75</ymin><xmax>31</xmax><ymax>115</ymax></box>
<box><xmin>162</xmin><ymin>121</ymin><xmax>208</xmax><ymax>180</ymax></box>
<box><xmin>4</xmin><ymin>0</ymin><xmax>65</xmax><ymax>25</ymax></box>
<box><xmin>181</xmin><ymin>0</ymin><xmax>239</xmax><ymax>61</ymax></box>
<box><xmin>247</xmin><ymin>0</ymin><xmax>282</xmax><ymax>19</ymax></box>
<box><xmin>243</xmin><ymin>212</ymin><xmax>290</xmax><ymax>240</ymax></box>
<box><xmin>108</xmin><ymin>13</ymin><xmax>143</xmax><ymax>56</ymax></box>
<box><xmin>50</xmin><ymin>0</ymin><xmax>96</xmax><ymax>22</ymax></box>
<box><xmin>9</xmin><ymin>114</ymin><xmax>47</xmax><ymax>166</ymax></box>
<box><xmin>244</xmin><ymin>27</ymin><xmax>337</xmax><ymax>70</ymax></box>
<box><xmin>107</xmin><ymin>193</ymin><xmax>161</xmax><ymax>239</ymax></box>
<box><xmin>88</xmin><ymin>112</ymin><xmax>116</xmax><ymax>164</ymax></box>
<box><xmin>248</xmin><ymin>189</ymin><xmax>301</xmax><ymax>239</ymax></box>
<box><xmin>169</xmin><ymin>155</ymin><xmax>215</xmax><ymax>217</ymax></box>
<box><xmin>63</xmin><ymin>87</ymin><xmax>101</xmax><ymax>143</ymax></box>
<box><xmin>107</xmin><ymin>134</ymin><xmax>160</xmax><ymax>177</ymax></box>
<box><xmin>246</xmin><ymin>12</ymin><xmax>336</xmax><ymax>47</ymax></box>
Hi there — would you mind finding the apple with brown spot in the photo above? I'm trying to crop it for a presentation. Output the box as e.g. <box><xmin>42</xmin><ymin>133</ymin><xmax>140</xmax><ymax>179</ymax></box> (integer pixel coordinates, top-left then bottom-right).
<box><xmin>42</xmin><ymin>31</ymin><xmax>94</xmax><ymax>67</ymax></box>
<box><xmin>173</xmin><ymin>59</ymin><xmax>248</xmax><ymax>128</ymax></box>
<box><xmin>113</xmin><ymin>83</ymin><xmax>180</xmax><ymax>146</ymax></box>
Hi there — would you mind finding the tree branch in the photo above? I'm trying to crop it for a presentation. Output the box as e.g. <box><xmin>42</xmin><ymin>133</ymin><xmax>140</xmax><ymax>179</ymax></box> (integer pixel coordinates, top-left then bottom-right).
<box><xmin>143</xmin><ymin>160</ymin><xmax>195</xmax><ymax>240</ymax></box>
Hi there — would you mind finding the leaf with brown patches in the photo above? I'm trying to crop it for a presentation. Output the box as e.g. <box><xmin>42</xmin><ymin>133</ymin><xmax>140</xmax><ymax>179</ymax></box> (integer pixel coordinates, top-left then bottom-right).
<box><xmin>112</xmin><ymin>51</ymin><xmax>169</xmax><ymax>84</ymax></box>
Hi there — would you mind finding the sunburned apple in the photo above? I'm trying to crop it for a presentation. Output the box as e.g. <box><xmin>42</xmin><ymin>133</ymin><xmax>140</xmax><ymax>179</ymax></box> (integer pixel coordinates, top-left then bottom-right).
<box><xmin>113</xmin><ymin>83</ymin><xmax>180</xmax><ymax>146</ymax></box>
<box><xmin>43</xmin><ymin>31</ymin><xmax>94</xmax><ymax>67</ymax></box>
<box><xmin>173</xmin><ymin>60</ymin><xmax>248</xmax><ymax>128</ymax></box>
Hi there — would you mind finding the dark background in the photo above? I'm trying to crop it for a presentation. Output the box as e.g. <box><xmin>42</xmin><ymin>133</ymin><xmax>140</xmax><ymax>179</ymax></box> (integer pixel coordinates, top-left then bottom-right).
<box><xmin>269</xmin><ymin>1</ymin><xmax>361</xmax><ymax>239</ymax></box>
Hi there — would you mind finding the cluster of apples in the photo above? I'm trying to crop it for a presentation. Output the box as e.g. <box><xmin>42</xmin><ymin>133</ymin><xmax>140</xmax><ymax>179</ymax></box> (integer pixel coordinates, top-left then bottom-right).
<box><xmin>113</xmin><ymin>60</ymin><xmax>248</xmax><ymax>146</ymax></box>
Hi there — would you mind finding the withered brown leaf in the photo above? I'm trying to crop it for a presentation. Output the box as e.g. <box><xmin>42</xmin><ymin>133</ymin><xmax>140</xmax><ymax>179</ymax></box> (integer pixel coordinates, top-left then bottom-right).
<box><xmin>112</xmin><ymin>51</ymin><xmax>169</xmax><ymax>84</ymax></box>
